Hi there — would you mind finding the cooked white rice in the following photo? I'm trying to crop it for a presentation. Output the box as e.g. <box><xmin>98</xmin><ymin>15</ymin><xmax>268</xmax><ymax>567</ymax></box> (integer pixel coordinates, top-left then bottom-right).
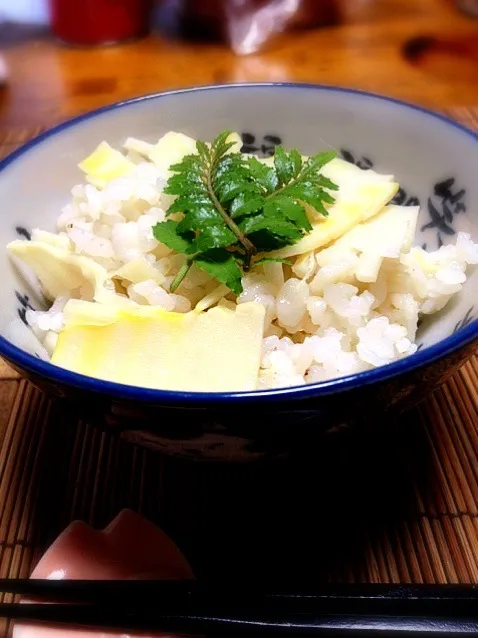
<box><xmin>25</xmin><ymin>150</ymin><xmax>478</xmax><ymax>390</ymax></box>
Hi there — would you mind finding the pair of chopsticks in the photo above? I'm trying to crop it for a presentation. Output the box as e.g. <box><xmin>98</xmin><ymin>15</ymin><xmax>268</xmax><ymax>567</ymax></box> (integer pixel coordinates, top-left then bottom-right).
<box><xmin>1</xmin><ymin>580</ymin><xmax>478</xmax><ymax>634</ymax></box>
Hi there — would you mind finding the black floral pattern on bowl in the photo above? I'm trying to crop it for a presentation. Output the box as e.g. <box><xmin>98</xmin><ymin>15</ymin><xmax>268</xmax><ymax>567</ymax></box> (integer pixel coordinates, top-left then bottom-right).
<box><xmin>15</xmin><ymin>226</ymin><xmax>31</xmax><ymax>241</ymax></box>
<box><xmin>240</xmin><ymin>133</ymin><xmax>282</xmax><ymax>157</ymax></box>
<box><xmin>337</xmin><ymin>149</ymin><xmax>471</xmax><ymax>255</ymax></box>
<box><xmin>454</xmin><ymin>306</ymin><xmax>475</xmax><ymax>333</ymax></box>
<box><xmin>421</xmin><ymin>178</ymin><xmax>467</xmax><ymax>248</ymax></box>
<box><xmin>15</xmin><ymin>290</ymin><xmax>34</xmax><ymax>326</ymax></box>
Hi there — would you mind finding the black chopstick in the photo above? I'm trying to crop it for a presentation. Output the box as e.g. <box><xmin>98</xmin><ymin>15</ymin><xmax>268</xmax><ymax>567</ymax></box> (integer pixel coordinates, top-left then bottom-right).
<box><xmin>1</xmin><ymin>600</ymin><xmax>478</xmax><ymax>635</ymax></box>
<box><xmin>1</xmin><ymin>581</ymin><xmax>478</xmax><ymax>634</ymax></box>
<box><xmin>1</xmin><ymin>579</ymin><xmax>478</xmax><ymax>602</ymax></box>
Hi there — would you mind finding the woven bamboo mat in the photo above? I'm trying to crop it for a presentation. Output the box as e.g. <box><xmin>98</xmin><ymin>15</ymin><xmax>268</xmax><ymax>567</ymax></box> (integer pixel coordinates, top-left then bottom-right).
<box><xmin>0</xmin><ymin>108</ymin><xmax>477</xmax><ymax>635</ymax></box>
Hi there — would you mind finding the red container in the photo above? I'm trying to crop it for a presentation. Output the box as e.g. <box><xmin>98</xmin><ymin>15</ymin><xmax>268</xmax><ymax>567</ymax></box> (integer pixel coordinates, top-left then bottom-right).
<box><xmin>49</xmin><ymin>0</ymin><xmax>152</xmax><ymax>46</ymax></box>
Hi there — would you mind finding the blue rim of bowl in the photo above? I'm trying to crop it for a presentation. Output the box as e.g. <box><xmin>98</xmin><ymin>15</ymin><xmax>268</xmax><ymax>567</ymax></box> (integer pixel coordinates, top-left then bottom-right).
<box><xmin>0</xmin><ymin>82</ymin><xmax>477</xmax><ymax>405</ymax></box>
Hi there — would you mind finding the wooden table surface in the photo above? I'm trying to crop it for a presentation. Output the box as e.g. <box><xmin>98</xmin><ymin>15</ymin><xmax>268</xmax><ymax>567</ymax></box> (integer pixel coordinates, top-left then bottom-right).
<box><xmin>0</xmin><ymin>0</ymin><xmax>477</xmax><ymax>131</ymax></box>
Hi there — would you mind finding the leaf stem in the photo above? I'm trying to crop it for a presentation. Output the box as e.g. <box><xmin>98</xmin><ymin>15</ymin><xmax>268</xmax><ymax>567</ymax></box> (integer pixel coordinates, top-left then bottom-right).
<box><xmin>265</xmin><ymin>168</ymin><xmax>305</xmax><ymax>201</ymax></box>
<box><xmin>170</xmin><ymin>261</ymin><xmax>192</xmax><ymax>292</ymax></box>
<box><xmin>205</xmin><ymin>166</ymin><xmax>256</xmax><ymax>258</ymax></box>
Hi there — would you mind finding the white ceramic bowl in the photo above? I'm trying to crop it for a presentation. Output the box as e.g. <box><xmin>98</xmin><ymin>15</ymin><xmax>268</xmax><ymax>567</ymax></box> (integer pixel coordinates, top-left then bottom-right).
<box><xmin>0</xmin><ymin>84</ymin><xmax>476</xmax><ymax>461</ymax></box>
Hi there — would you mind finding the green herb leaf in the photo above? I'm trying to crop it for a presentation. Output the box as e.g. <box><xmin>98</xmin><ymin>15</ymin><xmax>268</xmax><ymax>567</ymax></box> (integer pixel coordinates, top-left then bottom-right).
<box><xmin>264</xmin><ymin>196</ymin><xmax>312</xmax><ymax>231</ymax></box>
<box><xmin>273</xmin><ymin>145</ymin><xmax>293</xmax><ymax>186</ymax></box>
<box><xmin>229</xmin><ymin>192</ymin><xmax>265</xmax><ymax>218</ymax></box>
<box><xmin>289</xmin><ymin>149</ymin><xmax>302</xmax><ymax>178</ymax></box>
<box><xmin>248</xmin><ymin>229</ymin><xmax>300</xmax><ymax>252</ymax></box>
<box><xmin>240</xmin><ymin>209</ymin><xmax>304</xmax><ymax>251</ymax></box>
<box><xmin>185</xmin><ymin>225</ymin><xmax>237</xmax><ymax>255</ymax></box>
<box><xmin>273</xmin><ymin>145</ymin><xmax>304</xmax><ymax>186</ymax></box>
<box><xmin>152</xmin><ymin>220</ymin><xmax>193</xmax><ymax>254</ymax></box>
<box><xmin>194</xmin><ymin>248</ymin><xmax>244</xmax><ymax>295</ymax></box>
<box><xmin>158</xmin><ymin>130</ymin><xmax>338</xmax><ymax>293</ymax></box>
<box><xmin>246</xmin><ymin>157</ymin><xmax>278</xmax><ymax>193</ymax></box>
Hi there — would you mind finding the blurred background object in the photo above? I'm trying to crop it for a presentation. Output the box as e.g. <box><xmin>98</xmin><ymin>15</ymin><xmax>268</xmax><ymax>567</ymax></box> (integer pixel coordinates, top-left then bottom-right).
<box><xmin>456</xmin><ymin>0</ymin><xmax>478</xmax><ymax>17</ymax></box>
<box><xmin>0</xmin><ymin>0</ymin><xmax>48</xmax><ymax>25</ymax></box>
<box><xmin>0</xmin><ymin>0</ymin><xmax>340</xmax><ymax>52</ymax></box>
<box><xmin>156</xmin><ymin>0</ymin><xmax>341</xmax><ymax>54</ymax></box>
<box><xmin>0</xmin><ymin>52</ymin><xmax>6</xmax><ymax>83</ymax></box>
<box><xmin>49</xmin><ymin>0</ymin><xmax>153</xmax><ymax>45</ymax></box>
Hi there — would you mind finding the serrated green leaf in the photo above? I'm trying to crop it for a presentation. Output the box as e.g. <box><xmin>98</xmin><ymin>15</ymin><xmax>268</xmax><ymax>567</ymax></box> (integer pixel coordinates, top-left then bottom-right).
<box><xmin>239</xmin><ymin>212</ymin><xmax>303</xmax><ymax>242</ymax></box>
<box><xmin>317</xmin><ymin>175</ymin><xmax>339</xmax><ymax>192</ymax></box>
<box><xmin>248</xmin><ymin>229</ymin><xmax>300</xmax><ymax>252</ymax></box>
<box><xmin>213</xmin><ymin>155</ymin><xmax>236</xmax><ymax>179</ymax></box>
<box><xmin>229</xmin><ymin>192</ymin><xmax>265</xmax><ymax>218</ymax></box>
<box><xmin>265</xmin><ymin>196</ymin><xmax>312</xmax><ymax>231</ymax></box>
<box><xmin>170</xmin><ymin>192</ymin><xmax>208</xmax><ymax>208</ymax></box>
<box><xmin>164</xmin><ymin>170</ymin><xmax>202</xmax><ymax>190</ymax></box>
<box><xmin>152</xmin><ymin>220</ymin><xmax>193</xmax><ymax>254</ymax></box>
<box><xmin>304</xmin><ymin>151</ymin><xmax>337</xmax><ymax>173</ymax></box>
<box><xmin>164</xmin><ymin>170</ymin><xmax>203</xmax><ymax>196</ymax></box>
<box><xmin>186</xmin><ymin>225</ymin><xmax>237</xmax><ymax>254</ymax></box>
<box><xmin>319</xmin><ymin>190</ymin><xmax>337</xmax><ymax>204</ymax></box>
<box><xmin>216</xmin><ymin>178</ymin><xmax>256</xmax><ymax>204</ymax></box>
<box><xmin>211</xmin><ymin>130</ymin><xmax>235</xmax><ymax>160</ymax></box>
<box><xmin>246</xmin><ymin>157</ymin><xmax>278</xmax><ymax>193</ymax></box>
<box><xmin>194</xmin><ymin>248</ymin><xmax>243</xmax><ymax>295</ymax></box>
<box><xmin>285</xmin><ymin>183</ymin><xmax>332</xmax><ymax>217</ymax></box>
<box><xmin>176</xmin><ymin>204</ymin><xmax>223</xmax><ymax>233</ymax></box>
<box><xmin>212</xmin><ymin>129</ymin><xmax>231</xmax><ymax>149</ymax></box>
<box><xmin>196</xmin><ymin>140</ymin><xmax>210</xmax><ymax>161</ymax></box>
<box><xmin>167</xmin><ymin>154</ymin><xmax>201</xmax><ymax>174</ymax></box>
<box><xmin>273</xmin><ymin>145</ymin><xmax>292</xmax><ymax>186</ymax></box>
<box><xmin>214</xmin><ymin>155</ymin><xmax>260</xmax><ymax>203</ymax></box>
<box><xmin>289</xmin><ymin>149</ymin><xmax>302</xmax><ymax>178</ymax></box>
<box><xmin>167</xmin><ymin>192</ymin><xmax>211</xmax><ymax>215</ymax></box>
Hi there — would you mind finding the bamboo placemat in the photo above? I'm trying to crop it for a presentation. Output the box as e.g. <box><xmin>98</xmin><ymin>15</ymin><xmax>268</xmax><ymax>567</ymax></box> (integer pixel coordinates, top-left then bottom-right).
<box><xmin>0</xmin><ymin>108</ymin><xmax>477</xmax><ymax>635</ymax></box>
